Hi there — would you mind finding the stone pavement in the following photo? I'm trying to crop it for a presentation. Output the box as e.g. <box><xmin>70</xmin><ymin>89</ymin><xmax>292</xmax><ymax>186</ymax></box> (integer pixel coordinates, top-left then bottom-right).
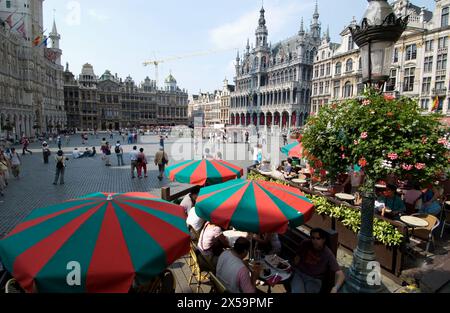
<box><xmin>0</xmin><ymin>133</ymin><xmax>255</xmax><ymax>238</ymax></box>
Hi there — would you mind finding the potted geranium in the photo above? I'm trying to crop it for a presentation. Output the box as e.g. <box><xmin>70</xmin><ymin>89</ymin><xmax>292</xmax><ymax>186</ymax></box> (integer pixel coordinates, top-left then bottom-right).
<box><xmin>302</xmin><ymin>89</ymin><xmax>449</xmax><ymax>190</ymax></box>
<box><xmin>289</xmin><ymin>127</ymin><xmax>303</xmax><ymax>139</ymax></box>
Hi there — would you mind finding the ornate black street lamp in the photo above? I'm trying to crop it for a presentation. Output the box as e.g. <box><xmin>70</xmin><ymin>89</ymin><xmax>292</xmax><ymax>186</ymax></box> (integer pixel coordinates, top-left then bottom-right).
<box><xmin>345</xmin><ymin>0</ymin><xmax>408</xmax><ymax>293</ymax></box>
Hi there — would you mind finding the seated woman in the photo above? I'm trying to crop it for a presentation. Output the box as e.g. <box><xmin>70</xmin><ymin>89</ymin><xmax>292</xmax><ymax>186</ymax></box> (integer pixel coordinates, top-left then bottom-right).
<box><xmin>197</xmin><ymin>222</ymin><xmax>230</xmax><ymax>268</ymax></box>
<box><xmin>419</xmin><ymin>183</ymin><xmax>443</xmax><ymax>216</ymax></box>
<box><xmin>281</xmin><ymin>158</ymin><xmax>296</xmax><ymax>179</ymax></box>
<box><xmin>376</xmin><ymin>184</ymin><xmax>406</xmax><ymax>218</ymax></box>
<box><xmin>253</xmin><ymin>233</ymin><xmax>282</xmax><ymax>255</ymax></box>
<box><xmin>88</xmin><ymin>147</ymin><xmax>96</xmax><ymax>157</ymax></box>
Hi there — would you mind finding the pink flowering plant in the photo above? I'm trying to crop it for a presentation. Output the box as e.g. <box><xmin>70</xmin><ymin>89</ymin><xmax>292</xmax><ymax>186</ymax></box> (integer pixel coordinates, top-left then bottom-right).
<box><xmin>302</xmin><ymin>89</ymin><xmax>449</xmax><ymax>189</ymax></box>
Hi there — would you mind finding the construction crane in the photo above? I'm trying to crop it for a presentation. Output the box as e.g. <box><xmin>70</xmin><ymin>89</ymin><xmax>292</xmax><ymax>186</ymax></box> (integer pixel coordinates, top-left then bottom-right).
<box><xmin>143</xmin><ymin>47</ymin><xmax>237</xmax><ymax>86</ymax></box>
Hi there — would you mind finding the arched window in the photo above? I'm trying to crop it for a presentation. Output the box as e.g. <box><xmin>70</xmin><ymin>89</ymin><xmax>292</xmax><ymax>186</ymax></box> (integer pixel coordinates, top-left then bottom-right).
<box><xmin>343</xmin><ymin>81</ymin><xmax>353</xmax><ymax>98</ymax></box>
<box><xmin>346</xmin><ymin>59</ymin><xmax>353</xmax><ymax>72</ymax></box>
<box><xmin>335</xmin><ymin>62</ymin><xmax>342</xmax><ymax>75</ymax></box>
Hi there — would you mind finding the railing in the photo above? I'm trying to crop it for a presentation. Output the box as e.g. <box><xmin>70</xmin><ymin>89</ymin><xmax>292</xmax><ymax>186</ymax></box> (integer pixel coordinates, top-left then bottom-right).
<box><xmin>432</xmin><ymin>87</ymin><xmax>448</xmax><ymax>96</ymax></box>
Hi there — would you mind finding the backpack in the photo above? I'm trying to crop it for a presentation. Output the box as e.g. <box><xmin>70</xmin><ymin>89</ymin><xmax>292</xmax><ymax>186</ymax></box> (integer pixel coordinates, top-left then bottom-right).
<box><xmin>56</xmin><ymin>159</ymin><xmax>64</xmax><ymax>169</ymax></box>
<box><xmin>115</xmin><ymin>146</ymin><xmax>121</xmax><ymax>154</ymax></box>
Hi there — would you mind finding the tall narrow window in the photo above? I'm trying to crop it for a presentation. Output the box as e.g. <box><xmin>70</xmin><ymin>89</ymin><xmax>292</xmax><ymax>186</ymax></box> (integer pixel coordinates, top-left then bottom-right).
<box><xmin>403</xmin><ymin>67</ymin><xmax>415</xmax><ymax>92</ymax></box>
<box><xmin>386</xmin><ymin>69</ymin><xmax>397</xmax><ymax>91</ymax></box>
<box><xmin>393</xmin><ymin>48</ymin><xmax>399</xmax><ymax>63</ymax></box>
<box><xmin>422</xmin><ymin>77</ymin><xmax>431</xmax><ymax>94</ymax></box>
<box><xmin>326</xmin><ymin>63</ymin><xmax>331</xmax><ymax>75</ymax></box>
<box><xmin>442</xmin><ymin>7</ymin><xmax>449</xmax><ymax>27</ymax></box>
<box><xmin>405</xmin><ymin>44</ymin><xmax>417</xmax><ymax>61</ymax></box>
<box><xmin>343</xmin><ymin>81</ymin><xmax>353</xmax><ymax>98</ymax></box>
<box><xmin>438</xmin><ymin>36</ymin><xmax>448</xmax><ymax>49</ymax></box>
<box><xmin>335</xmin><ymin>62</ymin><xmax>342</xmax><ymax>75</ymax></box>
<box><xmin>437</xmin><ymin>53</ymin><xmax>447</xmax><ymax>70</ymax></box>
<box><xmin>424</xmin><ymin>56</ymin><xmax>433</xmax><ymax>73</ymax></box>
<box><xmin>345</xmin><ymin>59</ymin><xmax>353</xmax><ymax>72</ymax></box>
<box><xmin>333</xmin><ymin>81</ymin><xmax>340</xmax><ymax>98</ymax></box>
<box><xmin>348</xmin><ymin>36</ymin><xmax>354</xmax><ymax>50</ymax></box>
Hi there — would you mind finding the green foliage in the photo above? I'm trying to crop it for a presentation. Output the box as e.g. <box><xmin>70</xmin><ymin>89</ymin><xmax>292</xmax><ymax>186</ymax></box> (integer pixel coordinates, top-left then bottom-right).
<box><xmin>250</xmin><ymin>171</ymin><xmax>404</xmax><ymax>246</ymax></box>
<box><xmin>307</xmin><ymin>194</ymin><xmax>403</xmax><ymax>246</ymax></box>
<box><xmin>302</xmin><ymin>89</ymin><xmax>450</xmax><ymax>188</ymax></box>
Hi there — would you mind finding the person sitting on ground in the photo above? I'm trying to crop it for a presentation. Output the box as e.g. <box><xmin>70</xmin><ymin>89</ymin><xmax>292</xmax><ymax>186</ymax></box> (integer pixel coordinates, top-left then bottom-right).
<box><xmin>81</xmin><ymin>147</ymin><xmax>92</xmax><ymax>158</ymax></box>
<box><xmin>253</xmin><ymin>233</ymin><xmax>282</xmax><ymax>255</ymax></box>
<box><xmin>291</xmin><ymin>228</ymin><xmax>345</xmax><ymax>293</ymax></box>
<box><xmin>72</xmin><ymin>148</ymin><xmax>80</xmax><ymax>159</ymax></box>
<box><xmin>180</xmin><ymin>186</ymin><xmax>200</xmax><ymax>215</ymax></box>
<box><xmin>198</xmin><ymin>221</ymin><xmax>230</xmax><ymax>268</ymax></box>
<box><xmin>216</xmin><ymin>237</ymin><xmax>262</xmax><ymax>294</ymax></box>
<box><xmin>376</xmin><ymin>184</ymin><xmax>405</xmax><ymax>217</ymax></box>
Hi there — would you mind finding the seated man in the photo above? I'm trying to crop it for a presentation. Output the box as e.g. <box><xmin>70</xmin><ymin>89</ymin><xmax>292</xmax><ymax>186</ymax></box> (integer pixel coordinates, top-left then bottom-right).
<box><xmin>72</xmin><ymin>148</ymin><xmax>80</xmax><ymax>159</ymax></box>
<box><xmin>88</xmin><ymin>147</ymin><xmax>97</xmax><ymax>157</ymax></box>
<box><xmin>376</xmin><ymin>184</ymin><xmax>406</xmax><ymax>217</ymax></box>
<box><xmin>187</xmin><ymin>207</ymin><xmax>205</xmax><ymax>238</ymax></box>
<box><xmin>198</xmin><ymin>222</ymin><xmax>230</xmax><ymax>268</ymax></box>
<box><xmin>216</xmin><ymin>237</ymin><xmax>262</xmax><ymax>293</ymax></box>
<box><xmin>79</xmin><ymin>147</ymin><xmax>92</xmax><ymax>158</ymax></box>
<box><xmin>281</xmin><ymin>158</ymin><xmax>294</xmax><ymax>179</ymax></box>
<box><xmin>180</xmin><ymin>186</ymin><xmax>200</xmax><ymax>215</ymax></box>
<box><xmin>419</xmin><ymin>183</ymin><xmax>443</xmax><ymax>216</ymax></box>
<box><xmin>291</xmin><ymin>228</ymin><xmax>345</xmax><ymax>293</ymax></box>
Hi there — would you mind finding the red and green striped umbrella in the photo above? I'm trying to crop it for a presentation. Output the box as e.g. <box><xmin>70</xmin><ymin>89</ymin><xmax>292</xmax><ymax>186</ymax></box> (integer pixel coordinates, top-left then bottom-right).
<box><xmin>280</xmin><ymin>140</ymin><xmax>303</xmax><ymax>158</ymax></box>
<box><xmin>0</xmin><ymin>192</ymin><xmax>190</xmax><ymax>293</ymax></box>
<box><xmin>165</xmin><ymin>159</ymin><xmax>244</xmax><ymax>186</ymax></box>
<box><xmin>195</xmin><ymin>179</ymin><xmax>314</xmax><ymax>234</ymax></box>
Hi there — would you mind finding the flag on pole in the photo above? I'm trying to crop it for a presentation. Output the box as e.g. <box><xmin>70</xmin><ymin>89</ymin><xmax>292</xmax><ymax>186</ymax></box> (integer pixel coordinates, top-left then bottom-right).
<box><xmin>39</xmin><ymin>36</ymin><xmax>49</xmax><ymax>47</ymax></box>
<box><xmin>432</xmin><ymin>96</ymin><xmax>439</xmax><ymax>112</ymax></box>
<box><xmin>16</xmin><ymin>21</ymin><xmax>26</xmax><ymax>39</ymax></box>
<box><xmin>5</xmin><ymin>9</ymin><xmax>18</xmax><ymax>28</ymax></box>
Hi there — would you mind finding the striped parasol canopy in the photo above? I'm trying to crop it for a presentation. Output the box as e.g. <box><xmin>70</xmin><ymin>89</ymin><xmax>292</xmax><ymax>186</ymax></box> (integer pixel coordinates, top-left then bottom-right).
<box><xmin>165</xmin><ymin>159</ymin><xmax>244</xmax><ymax>186</ymax></box>
<box><xmin>281</xmin><ymin>140</ymin><xmax>303</xmax><ymax>158</ymax></box>
<box><xmin>195</xmin><ymin>179</ymin><xmax>314</xmax><ymax>234</ymax></box>
<box><xmin>0</xmin><ymin>192</ymin><xmax>190</xmax><ymax>293</ymax></box>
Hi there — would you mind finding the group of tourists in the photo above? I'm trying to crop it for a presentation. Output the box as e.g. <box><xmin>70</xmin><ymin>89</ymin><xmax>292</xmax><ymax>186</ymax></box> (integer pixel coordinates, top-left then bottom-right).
<box><xmin>0</xmin><ymin>147</ymin><xmax>21</xmax><ymax>196</ymax></box>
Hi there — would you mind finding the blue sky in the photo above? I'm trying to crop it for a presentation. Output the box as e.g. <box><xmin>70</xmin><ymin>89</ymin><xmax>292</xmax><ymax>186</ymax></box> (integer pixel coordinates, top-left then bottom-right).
<box><xmin>42</xmin><ymin>0</ymin><xmax>435</xmax><ymax>94</ymax></box>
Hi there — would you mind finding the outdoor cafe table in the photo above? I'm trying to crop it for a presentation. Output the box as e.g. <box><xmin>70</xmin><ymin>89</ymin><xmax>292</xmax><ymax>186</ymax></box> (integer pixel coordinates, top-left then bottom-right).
<box><xmin>253</xmin><ymin>256</ymin><xmax>292</xmax><ymax>293</ymax></box>
<box><xmin>400</xmin><ymin>215</ymin><xmax>429</xmax><ymax>238</ymax></box>
<box><xmin>291</xmin><ymin>178</ymin><xmax>308</xmax><ymax>186</ymax></box>
<box><xmin>335</xmin><ymin>193</ymin><xmax>355</xmax><ymax>204</ymax></box>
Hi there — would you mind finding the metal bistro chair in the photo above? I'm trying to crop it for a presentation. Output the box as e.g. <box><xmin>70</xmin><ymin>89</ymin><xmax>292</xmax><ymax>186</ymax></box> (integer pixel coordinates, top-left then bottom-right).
<box><xmin>439</xmin><ymin>205</ymin><xmax>450</xmax><ymax>238</ymax></box>
<box><xmin>5</xmin><ymin>278</ymin><xmax>25</xmax><ymax>293</ymax></box>
<box><xmin>188</xmin><ymin>242</ymin><xmax>210</xmax><ymax>293</ymax></box>
<box><xmin>411</xmin><ymin>214</ymin><xmax>441</xmax><ymax>253</ymax></box>
<box><xmin>132</xmin><ymin>269</ymin><xmax>176</xmax><ymax>293</ymax></box>
<box><xmin>208</xmin><ymin>271</ymin><xmax>229</xmax><ymax>294</ymax></box>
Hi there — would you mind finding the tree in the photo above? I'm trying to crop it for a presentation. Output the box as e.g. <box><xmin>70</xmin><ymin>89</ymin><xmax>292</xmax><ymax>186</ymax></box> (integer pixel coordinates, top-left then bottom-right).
<box><xmin>302</xmin><ymin>89</ymin><xmax>449</xmax><ymax>189</ymax></box>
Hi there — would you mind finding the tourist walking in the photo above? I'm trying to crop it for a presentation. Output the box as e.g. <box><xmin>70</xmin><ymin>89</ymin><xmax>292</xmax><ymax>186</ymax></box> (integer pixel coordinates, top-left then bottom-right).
<box><xmin>57</xmin><ymin>135</ymin><xmax>62</xmax><ymax>150</ymax></box>
<box><xmin>0</xmin><ymin>152</ymin><xmax>10</xmax><ymax>196</ymax></box>
<box><xmin>65</xmin><ymin>134</ymin><xmax>70</xmax><ymax>145</ymax></box>
<box><xmin>115</xmin><ymin>141</ymin><xmax>124</xmax><ymax>166</ymax></box>
<box><xmin>21</xmin><ymin>137</ymin><xmax>32</xmax><ymax>155</ymax></box>
<box><xmin>53</xmin><ymin>150</ymin><xmax>67</xmax><ymax>185</ymax></box>
<box><xmin>129</xmin><ymin>146</ymin><xmax>139</xmax><ymax>178</ymax></box>
<box><xmin>137</xmin><ymin>148</ymin><xmax>148</xmax><ymax>178</ymax></box>
<box><xmin>42</xmin><ymin>141</ymin><xmax>51</xmax><ymax>164</ymax></box>
<box><xmin>103</xmin><ymin>142</ymin><xmax>112</xmax><ymax>166</ymax></box>
<box><xmin>8</xmin><ymin>148</ymin><xmax>21</xmax><ymax>179</ymax></box>
<box><xmin>159</xmin><ymin>135</ymin><xmax>165</xmax><ymax>149</ymax></box>
<box><xmin>154</xmin><ymin>146</ymin><xmax>168</xmax><ymax>181</ymax></box>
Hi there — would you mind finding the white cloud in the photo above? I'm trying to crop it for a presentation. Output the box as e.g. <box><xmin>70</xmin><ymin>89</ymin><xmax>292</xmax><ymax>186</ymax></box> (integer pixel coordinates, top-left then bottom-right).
<box><xmin>88</xmin><ymin>9</ymin><xmax>110</xmax><ymax>22</ymax></box>
<box><xmin>209</xmin><ymin>1</ymin><xmax>314</xmax><ymax>50</ymax></box>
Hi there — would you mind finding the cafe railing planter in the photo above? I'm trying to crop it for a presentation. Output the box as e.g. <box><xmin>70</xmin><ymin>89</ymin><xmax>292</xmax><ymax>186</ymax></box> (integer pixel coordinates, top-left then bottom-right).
<box><xmin>247</xmin><ymin>168</ymin><xmax>409</xmax><ymax>277</ymax></box>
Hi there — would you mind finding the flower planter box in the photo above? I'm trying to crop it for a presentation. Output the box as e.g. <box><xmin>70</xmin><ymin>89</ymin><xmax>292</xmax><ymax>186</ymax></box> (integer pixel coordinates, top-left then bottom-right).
<box><xmin>335</xmin><ymin>220</ymin><xmax>402</xmax><ymax>275</ymax></box>
<box><xmin>290</xmin><ymin>133</ymin><xmax>300</xmax><ymax>139</ymax></box>
<box><xmin>305</xmin><ymin>212</ymin><xmax>333</xmax><ymax>230</ymax></box>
